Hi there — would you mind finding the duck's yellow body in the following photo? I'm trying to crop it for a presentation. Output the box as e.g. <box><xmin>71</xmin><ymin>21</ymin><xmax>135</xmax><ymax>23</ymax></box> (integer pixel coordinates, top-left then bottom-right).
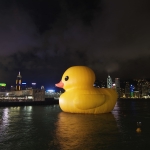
<box><xmin>55</xmin><ymin>66</ymin><xmax>118</xmax><ymax>114</ymax></box>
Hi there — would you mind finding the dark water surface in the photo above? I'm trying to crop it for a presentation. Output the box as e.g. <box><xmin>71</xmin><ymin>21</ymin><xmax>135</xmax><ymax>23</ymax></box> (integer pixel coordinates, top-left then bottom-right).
<box><xmin>0</xmin><ymin>99</ymin><xmax>150</xmax><ymax>150</ymax></box>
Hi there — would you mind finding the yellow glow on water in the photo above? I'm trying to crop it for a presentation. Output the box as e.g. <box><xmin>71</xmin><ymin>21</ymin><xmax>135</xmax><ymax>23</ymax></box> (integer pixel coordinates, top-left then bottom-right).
<box><xmin>53</xmin><ymin>112</ymin><xmax>119</xmax><ymax>149</ymax></box>
<box><xmin>0</xmin><ymin>102</ymin><xmax>150</xmax><ymax>149</ymax></box>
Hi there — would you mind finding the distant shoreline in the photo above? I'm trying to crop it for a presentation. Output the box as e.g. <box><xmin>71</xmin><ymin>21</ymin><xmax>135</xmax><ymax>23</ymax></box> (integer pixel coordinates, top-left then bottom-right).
<box><xmin>0</xmin><ymin>98</ymin><xmax>59</xmax><ymax>107</ymax></box>
<box><xmin>118</xmin><ymin>98</ymin><xmax>150</xmax><ymax>101</ymax></box>
<box><xmin>1</xmin><ymin>98</ymin><xmax>150</xmax><ymax>107</ymax></box>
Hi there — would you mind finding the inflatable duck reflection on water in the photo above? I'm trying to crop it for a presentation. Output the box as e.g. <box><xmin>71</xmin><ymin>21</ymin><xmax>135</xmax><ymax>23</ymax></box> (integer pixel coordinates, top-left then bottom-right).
<box><xmin>55</xmin><ymin>66</ymin><xmax>118</xmax><ymax>114</ymax></box>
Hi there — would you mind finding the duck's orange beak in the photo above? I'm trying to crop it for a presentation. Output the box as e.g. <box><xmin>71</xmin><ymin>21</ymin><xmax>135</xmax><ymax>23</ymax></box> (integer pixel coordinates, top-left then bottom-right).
<box><xmin>55</xmin><ymin>81</ymin><xmax>64</xmax><ymax>88</ymax></box>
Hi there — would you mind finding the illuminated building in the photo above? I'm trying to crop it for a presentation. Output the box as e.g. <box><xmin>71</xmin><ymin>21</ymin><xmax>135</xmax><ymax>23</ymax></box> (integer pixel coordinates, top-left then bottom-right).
<box><xmin>137</xmin><ymin>80</ymin><xmax>143</xmax><ymax>98</ymax></box>
<box><xmin>141</xmin><ymin>81</ymin><xmax>148</xmax><ymax>97</ymax></box>
<box><xmin>134</xmin><ymin>91</ymin><xmax>140</xmax><ymax>98</ymax></box>
<box><xmin>16</xmin><ymin>72</ymin><xmax>22</xmax><ymax>91</ymax></box>
<box><xmin>130</xmin><ymin>85</ymin><xmax>134</xmax><ymax>97</ymax></box>
<box><xmin>115</xmin><ymin>78</ymin><xmax>120</xmax><ymax>97</ymax></box>
<box><xmin>0</xmin><ymin>89</ymin><xmax>45</xmax><ymax>102</ymax></box>
<box><xmin>0</xmin><ymin>83</ymin><xmax>6</xmax><ymax>92</ymax></box>
<box><xmin>31</xmin><ymin>83</ymin><xmax>36</xmax><ymax>89</ymax></box>
<box><xmin>137</xmin><ymin>79</ymin><xmax>149</xmax><ymax>98</ymax></box>
<box><xmin>107</xmin><ymin>75</ymin><xmax>112</xmax><ymax>88</ymax></box>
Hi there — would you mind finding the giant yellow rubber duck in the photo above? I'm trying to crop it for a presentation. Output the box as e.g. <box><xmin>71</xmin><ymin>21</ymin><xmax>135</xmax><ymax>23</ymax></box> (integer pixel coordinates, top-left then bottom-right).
<box><xmin>55</xmin><ymin>66</ymin><xmax>118</xmax><ymax>114</ymax></box>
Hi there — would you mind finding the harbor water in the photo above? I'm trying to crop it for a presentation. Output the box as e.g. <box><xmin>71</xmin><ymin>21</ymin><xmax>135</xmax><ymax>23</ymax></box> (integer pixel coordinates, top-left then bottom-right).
<box><xmin>0</xmin><ymin>99</ymin><xmax>150</xmax><ymax>150</ymax></box>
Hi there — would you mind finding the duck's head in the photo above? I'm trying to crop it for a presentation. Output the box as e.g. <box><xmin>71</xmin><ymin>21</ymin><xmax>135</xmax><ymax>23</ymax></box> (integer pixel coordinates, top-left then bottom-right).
<box><xmin>55</xmin><ymin>66</ymin><xmax>95</xmax><ymax>90</ymax></box>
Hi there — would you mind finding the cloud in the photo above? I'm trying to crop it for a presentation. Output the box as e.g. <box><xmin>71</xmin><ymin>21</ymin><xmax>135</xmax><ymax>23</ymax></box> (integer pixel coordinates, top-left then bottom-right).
<box><xmin>0</xmin><ymin>0</ymin><xmax>150</xmax><ymax>88</ymax></box>
<box><xmin>45</xmin><ymin>0</ymin><xmax>150</xmax><ymax>59</ymax></box>
<box><xmin>0</xmin><ymin>5</ymin><xmax>41</xmax><ymax>56</ymax></box>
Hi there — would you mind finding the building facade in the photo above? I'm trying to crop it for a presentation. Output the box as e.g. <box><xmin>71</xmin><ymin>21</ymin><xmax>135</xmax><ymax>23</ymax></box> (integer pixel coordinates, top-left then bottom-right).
<box><xmin>115</xmin><ymin>78</ymin><xmax>120</xmax><ymax>98</ymax></box>
<box><xmin>0</xmin><ymin>89</ymin><xmax>45</xmax><ymax>102</ymax></box>
<box><xmin>16</xmin><ymin>72</ymin><xmax>22</xmax><ymax>91</ymax></box>
<box><xmin>107</xmin><ymin>75</ymin><xmax>112</xmax><ymax>88</ymax></box>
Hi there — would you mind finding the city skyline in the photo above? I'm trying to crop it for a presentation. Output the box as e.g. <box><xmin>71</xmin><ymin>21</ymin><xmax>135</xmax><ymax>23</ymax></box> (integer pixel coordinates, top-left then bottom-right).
<box><xmin>0</xmin><ymin>0</ymin><xmax>150</xmax><ymax>87</ymax></box>
<box><xmin>1</xmin><ymin>73</ymin><xmax>150</xmax><ymax>100</ymax></box>
<box><xmin>2</xmin><ymin>71</ymin><xmax>150</xmax><ymax>91</ymax></box>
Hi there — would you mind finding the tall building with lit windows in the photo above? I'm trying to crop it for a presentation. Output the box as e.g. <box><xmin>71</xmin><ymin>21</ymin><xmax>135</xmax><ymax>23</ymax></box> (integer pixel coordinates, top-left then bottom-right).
<box><xmin>141</xmin><ymin>81</ymin><xmax>148</xmax><ymax>97</ymax></box>
<box><xmin>107</xmin><ymin>75</ymin><xmax>112</xmax><ymax>88</ymax></box>
<box><xmin>130</xmin><ymin>84</ymin><xmax>134</xmax><ymax>97</ymax></box>
<box><xmin>115</xmin><ymin>78</ymin><xmax>120</xmax><ymax>97</ymax></box>
<box><xmin>16</xmin><ymin>72</ymin><xmax>22</xmax><ymax>91</ymax></box>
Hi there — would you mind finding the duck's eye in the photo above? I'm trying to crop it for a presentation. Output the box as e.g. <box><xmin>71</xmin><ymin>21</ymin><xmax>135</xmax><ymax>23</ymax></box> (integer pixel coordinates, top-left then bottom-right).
<box><xmin>65</xmin><ymin>76</ymin><xmax>69</xmax><ymax>81</ymax></box>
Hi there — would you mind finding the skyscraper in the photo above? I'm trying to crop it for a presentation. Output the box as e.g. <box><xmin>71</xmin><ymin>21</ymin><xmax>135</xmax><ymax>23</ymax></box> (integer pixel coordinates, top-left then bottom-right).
<box><xmin>115</xmin><ymin>78</ymin><xmax>120</xmax><ymax>88</ymax></box>
<box><xmin>141</xmin><ymin>81</ymin><xmax>148</xmax><ymax>97</ymax></box>
<box><xmin>16</xmin><ymin>72</ymin><xmax>22</xmax><ymax>91</ymax></box>
<box><xmin>107</xmin><ymin>75</ymin><xmax>112</xmax><ymax>88</ymax></box>
<box><xmin>115</xmin><ymin>78</ymin><xmax>120</xmax><ymax>98</ymax></box>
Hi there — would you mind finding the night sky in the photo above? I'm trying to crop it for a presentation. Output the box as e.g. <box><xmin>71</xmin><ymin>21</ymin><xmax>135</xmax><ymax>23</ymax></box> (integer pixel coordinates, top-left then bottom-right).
<box><xmin>0</xmin><ymin>0</ymin><xmax>150</xmax><ymax>90</ymax></box>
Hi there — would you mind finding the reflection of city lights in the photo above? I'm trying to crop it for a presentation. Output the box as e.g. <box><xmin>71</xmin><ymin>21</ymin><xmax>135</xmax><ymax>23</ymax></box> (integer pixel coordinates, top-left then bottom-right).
<box><xmin>10</xmin><ymin>107</ymin><xmax>21</xmax><ymax>111</ymax></box>
<box><xmin>27</xmin><ymin>106</ymin><xmax>32</xmax><ymax>111</ymax></box>
<box><xmin>2</xmin><ymin>108</ymin><xmax>9</xmax><ymax>124</ymax></box>
<box><xmin>23</xmin><ymin>106</ymin><xmax>32</xmax><ymax>111</ymax></box>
